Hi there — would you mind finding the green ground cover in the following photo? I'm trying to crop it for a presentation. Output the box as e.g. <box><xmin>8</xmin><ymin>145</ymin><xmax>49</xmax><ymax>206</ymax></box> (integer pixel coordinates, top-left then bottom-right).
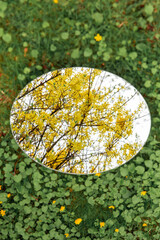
<box><xmin>0</xmin><ymin>0</ymin><xmax>160</xmax><ymax>239</ymax></box>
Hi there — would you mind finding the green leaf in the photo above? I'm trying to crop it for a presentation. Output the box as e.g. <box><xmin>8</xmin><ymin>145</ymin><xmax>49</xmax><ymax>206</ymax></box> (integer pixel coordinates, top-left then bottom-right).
<box><xmin>34</xmin><ymin>182</ymin><xmax>41</xmax><ymax>191</ymax></box>
<box><xmin>1</xmin><ymin>141</ymin><xmax>7</xmax><ymax>146</ymax></box>
<box><xmin>156</xmin><ymin>150</ymin><xmax>160</xmax><ymax>156</ymax></box>
<box><xmin>136</xmin><ymin>157</ymin><xmax>144</xmax><ymax>164</ymax></box>
<box><xmin>42</xmin><ymin>21</ymin><xmax>50</xmax><ymax>28</ymax></box>
<box><xmin>33</xmin><ymin>172</ymin><xmax>43</xmax><ymax>179</ymax></box>
<box><xmin>144</xmin><ymin>4</ymin><xmax>154</xmax><ymax>15</ymax></box>
<box><xmin>142</xmin><ymin>62</ymin><xmax>148</xmax><ymax>69</ymax></box>
<box><xmin>0</xmin><ymin>1</ymin><xmax>7</xmax><ymax>11</ymax></box>
<box><xmin>11</xmin><ymin>154</ymin><xmax>18</xmax><ymax>160</ymax></box>
<box><xmin>61</xmin><ymin>32</ymin><xmax>69</xmax><ymax>40</ymax></box>
<box><xmin>144</xmin><ymin>160</ymin><xmax>153</xmax><ymax>168</ymax></box>
<box><xmin>144</xmin><ymin>80</ymin><xmax>151</xmax><ymax>88</ymax></box>
<box><xmin>135</xmin><ymin>166</ymin><xmax>145</xmax><ymax>174</ymax></box>
<box><xmin>0</xmin><ymin>27</ymin><xmax>4</xmax><ymax>37</ymax></box>
<box><xmin>75</xmin><ymin>30</ymin><xmax>80</xmax><ymax>36</ymax></box>
<box><xmin>72</xmin><ymin>184</ymin><xmax>80</xmax><ymax>191</ymax></box>
<box><xmin>50</xmin><ymin>44</ymin><xmax>57</xmax><ymax>52</ymax></box>
<box><xmin>23</xmin><ymin>67</ymin><xmax>31</xmax><ymax>74</ymax></box>
<box><xmin>118</xmin><ymin>47</ymin><xmax>127</xmax><ymax>57</ymax></box>
<box><xmin>54</xmin><ymin>219</ymin><xmax>62</xmax><ymax>228</ymax></box>
<box><xmin>151</xmin><ymin>68</ymin><xmax>157</xmax><ymax>75</ymax></box>
<box><xmin>71</xmin><ymin>48</ymin><xmax>80</xmax><ymax>59</ymax></box>
<box><xmin>92</xmin><ymin>12</ymin><xmax>103</xmax><ymax>24</ymax></box>
<box><xmin>84</xmin><ymin>48</ymin><xmax>93</xmax><ymax>57</ymax></box>
<box><xmin>85</xmin><ymin>179</ymin><xmax>92</xmax><ymax>187</ymax></box>
<box><xmin>147</xmin><ymin>16</ymin><xmax>153</xmax><ymax>23</ymax></box>
<box><xmin>0</xmin><ymin>193</ymin><xmax>7</xmax><ymax>202</ymax></box>
<box><xmin>2</xmin><ymin>33</ymin><xmax>12</xmax><ymax>43</ymax></box>
<box><xmin>136</xmin><ymin>43</ymin><xmax>147</xmax><ymax>51</ymax></box>
<box><xmin>18</xmin><ymin>74</ymin><xmax>25</xmax><ymax>81</ymax></box>
<box><xmin>0</xmin><ymin>12</ymin><xmax>5</xmax><ymax>18</ymax></box>
<box><xmin>8</xmin><ymin>47</ymin><xmax>13</xmax><ymax>52</ymax></box>
<box><xmin>129</xmin><ymin>52</ymin><xmax>137</xmax><ymax>60</ymax></box>
<box><xmin>113</xmin><ymin>210</ymin><xmax>119</xmax><ymax>218</ymax></box>
<box><xmin>23</xmin><ymin>41</ymin><xmax>28</xmax><ymax>47</ymax></box>
<box><xmin>152</xmin><ymin>60</ymin><xmax>158</xmax><ymax>66</ymax></box>
<box><xmin>125</xmin><ymin>215</ymin><xmax>132</xmax><ymax>223</ymax></box>
<box><xmin>36</xmin><ymin>65</ymin><xmax>43</xmax><ymax>70</ymax></box>
<box><xmin>14</xmin><ymin>174</ymin><xmax>22</xmax><ymax>183</ymax></box>
<box><xmin>132</xmin><ymin>195</ymin><xmax>141</xmax><ymax>205</ymax></box>
<box><xmin>120</xmin><ymin>167</ymin><xmax>128</xmax><ymax>177</ymax></box>
<box><xmin>4</xmin><ymin>164</ymin><xmax>12</xmax><ymax>172</ymax></box>
<box><xmin>31</xmin><ymin>49</ymin><xmax>39</xmax><ymax>58</ymax></box>
<box><xmin>103</xmin><ymin>52</ymin><xmax>110</xmax><ymax>61</ymax></box>
<box><xmin>134</xmin><ymin>216</ymin><xmax>141</xmax><ymax>223</ymax></box>
<box><xmin>138</xmin><ymin>17</ymin><xmax>146</xmax><ymax>29</ymax></box>
<box><xmin>88</xmin><ymin>196</ymin><xmax>95</xmax><ymax>206</ymax></box>
<box><xmin>24</xmin><ymin>206</ymin><xmax>32</xmax><ymax>214</ymax></box>
<box><xmin>0</xmin><ymin>148</ymin><xmax>4</xmax><ymax>154</ymax></box>
<box><xmin>42</xmin><ymin>205</ymin><xmax>48</xmax><ymax>213</ymax></box>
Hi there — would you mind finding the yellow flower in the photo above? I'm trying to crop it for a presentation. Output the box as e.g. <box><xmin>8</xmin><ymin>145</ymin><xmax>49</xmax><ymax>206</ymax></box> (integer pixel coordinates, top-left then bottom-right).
<box><xmin>64</xmin><ymin>233</ymin><xmax>69</xmax><ymax>238</ymax></box>
<box><xmin>143</xmin><ymin>223</ymin><xmax>147</xmax><ymax>227</ymax></box>
<box><xmin>141</xmin><ymin>191</ymin><xmax>147</xmax><ymax>196</ymax></box>
<box><xmin>75</xmin><ymin>218</ymin><xmax>82</xmax><ymax>225</ymax></box>
<box><xmin>125</xmin><ymin>176</ymin><xmax>128</xmax><ymax>178</ymax></box>
<box><xmin>0</xmin><ymin>185</ymin><xmax>2</xmax><ymax>190</ymax></box>
<box><xmin>109</xmin><ymin>206</ymin><xmax>115</xmax><ymax>209</ymax></box>
<box><xmin>0</xmin><ymin>210</ymin><xmax>6</xmax><ymax>216</ymax></box>
<box><xmin>52</xmin><ymin>200</ymin><xmax>56</xmax><ymax>204</ymax></box>
<box><xmin>60</xmin><ymin>206</ymin><xmax>65</xmax><ymax>212</ymax></box>
<box><xmin>100</xmin><ymin>222</ymin><xmax>105</xmax><ymax>228</ymax></box>
<box><xmin>7</xmin><ymin>193</ymin><xmax>11</xmax><ymax>198</ymax></box>
<box><xmin>94</xmin><ymin>33</ymin><xmax>102</xmax><ymax>41</ymax></box>
<box><xmin>115</xmin><ymin>229</ymin><xmax>119</xmax><ymax>232</ymax></box>
<box><xmin>0</xmin><ymin>201</ymin><xmax>2</xmax><ymax>204</ymax></box>
<box><xmin>95</xmin><ymin>173</ymin><xmax>101</xmax><ymax>177</ymax></box>
<box><xmin>53</xmin><ymin>0</ymin><xmax>58</xmax><ymax>3</ymax></box>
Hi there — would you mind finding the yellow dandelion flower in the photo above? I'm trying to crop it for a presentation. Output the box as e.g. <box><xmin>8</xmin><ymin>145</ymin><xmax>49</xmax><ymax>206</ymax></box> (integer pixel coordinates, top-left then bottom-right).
<box><xmin>0</xmin><ymin>210</ymin><xmax>6</xmax><ymax>216</ymax></box>
<box><xmin>75</xmin><ymin>218</ymin><xmax>82</xmax><ymax>225</ymax></box>
<box><xmin>125</xmin><ymin>176</ymin><xmax>128</xmax><ymax>178</ymax></box>
<box><xmin>7</xmin><ymin>193</ymin><xmax>11</xmax><ymax>198</ymax></box>
<box><xmin>143</xmin><ymin>223</ymin><xmax>147</xmax><ymax>227</ymax></box>
<box><xmin>115</xmin><ymin>229</ymin><xmax>119</xmax><ymax>232</ymax></box>
<box><xmin>0</xmin><ymin>185</ymin><xmax>2</xmax><ymax>190</ymax></box>
<box><xmin>64</xmin><ymin>233</ymin><xmax>69</xmax><ymax>238</ymax></box>
<box><xmin>0</xmin><ymin>201</ymin><xmax>2</xmax><ymax>204</ymax></box>
<box><xmin>109</xmin><ymin>206</ymin><xmax>115</xmax><ymax>209</ymax></box>
<box><xmin>100</xmin><ymin>222</ymin><xmax>105</xmax><ymax>228</ymax></box>
<box><xmin>52</xmin><ymin>200</ymin><xmax>56</xmax><ymax>204</ymax></box>
<box><xmin>95</xmin><ymin>173</ymin><xmax>101</xmax><ymax>177</ymax></box>
<box><xmin>60</xmin><ymin>206</ymin><xmax>65</xmax><ymax>212</ymax></box>
<box><xmin>141</xmin><ymin>191</ymin><xmax>147</xmax><ymax>196</ymax></box>
<box><xmin>53</xmin><ymin>0</ymin><xmax>58</xmax><ymax>3</ymax></box>
<box><xmin>94</xmin><ymin>33</ymin><xmax>102</xmax><ymax>41</ymax></box>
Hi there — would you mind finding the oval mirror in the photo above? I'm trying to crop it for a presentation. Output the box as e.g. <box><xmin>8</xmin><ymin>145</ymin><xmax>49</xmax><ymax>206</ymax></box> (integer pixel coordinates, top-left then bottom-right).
<box><xmin>10</xmin><ymin>67</ymin><xmax>151</xmax><ymax>174</ymax></box>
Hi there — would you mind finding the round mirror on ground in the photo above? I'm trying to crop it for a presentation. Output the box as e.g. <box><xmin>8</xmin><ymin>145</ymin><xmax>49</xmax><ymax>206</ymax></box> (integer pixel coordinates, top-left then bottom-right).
<box><xmin>10</xmin><ymin>67</ymin><xmax>151</xmax><ymax>174</ymax></box>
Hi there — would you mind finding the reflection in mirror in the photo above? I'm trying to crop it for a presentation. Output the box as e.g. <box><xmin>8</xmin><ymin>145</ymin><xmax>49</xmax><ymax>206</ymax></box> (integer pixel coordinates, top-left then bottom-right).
<box><xmin>10</xmin><ymin>67</ymin><xmax>151</xmax><ymax>174</ymax></box>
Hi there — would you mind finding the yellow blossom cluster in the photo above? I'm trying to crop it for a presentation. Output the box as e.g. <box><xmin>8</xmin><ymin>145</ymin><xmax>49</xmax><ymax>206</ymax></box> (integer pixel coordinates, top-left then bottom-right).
<box><xmin>94</xmin><ymin>33</ymin><xmax>102</xmax><ymax>41</ymax></box>
<box><xmin>0</xmin><ymin>210</ymin><xmax>5</xmax><ymax>216</ymax></box>
<box><xmin>141</xmin><ymin>191</ymin><xmax>147</xmax><ymax>196</ymax></box>
<box><xmin>10</xmin><ymin>67</ymin><xmax>143</xmax><ymax>174</ymax></box>
<box><xmin>75</xmin><ymin>218</ymin><xmax>82</xmax><ymax>225</ymax></box>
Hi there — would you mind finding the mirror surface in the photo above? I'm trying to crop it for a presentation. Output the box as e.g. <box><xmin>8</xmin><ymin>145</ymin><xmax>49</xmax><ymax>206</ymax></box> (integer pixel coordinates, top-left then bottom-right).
<box><xmin>10</xmin><ymin>67</ymin><xmax>151</xmax><ymax>174</ymax></box>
